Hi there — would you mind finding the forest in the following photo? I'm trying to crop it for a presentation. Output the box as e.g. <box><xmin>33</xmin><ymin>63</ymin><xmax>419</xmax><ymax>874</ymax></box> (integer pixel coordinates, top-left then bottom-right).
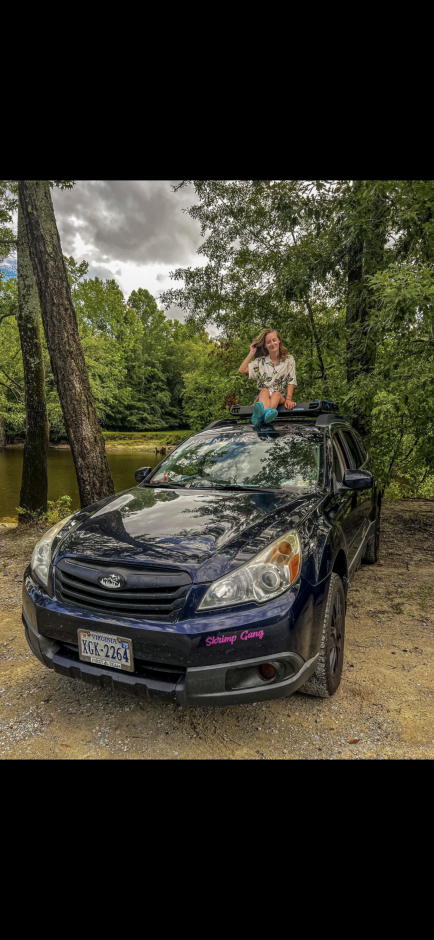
<box><xmin>1</xmin><ymin>179</ymin><xmax>434</xmax><ymax>516</ymax></box>
<box><xmin>0</xmin><ymin>263</ymin><xmax>213</xmax><ymax>439</ymax></box>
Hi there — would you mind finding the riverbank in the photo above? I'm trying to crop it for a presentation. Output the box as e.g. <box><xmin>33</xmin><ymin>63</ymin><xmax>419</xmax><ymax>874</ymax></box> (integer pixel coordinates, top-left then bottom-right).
<box><xmin>1</xmin><ymin>430</ymin><xmax>191</xmax><ymax>454</ymax></box>
<box><xmin>1</xmin><ymin>501</ymin><xmax>433</xmax><ymax>760</ymax></box>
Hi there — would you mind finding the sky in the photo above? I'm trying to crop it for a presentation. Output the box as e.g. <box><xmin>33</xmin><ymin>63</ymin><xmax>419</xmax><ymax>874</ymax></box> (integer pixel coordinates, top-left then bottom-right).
<box><xmin>51</xmin><ymin>180</ymin><xmax>203</xmax><ymax>320</ymax></box>
<box><xmin>0</xmin><ymin>181</ymin><xmax>203</xmax><ymax>319</ymax></box>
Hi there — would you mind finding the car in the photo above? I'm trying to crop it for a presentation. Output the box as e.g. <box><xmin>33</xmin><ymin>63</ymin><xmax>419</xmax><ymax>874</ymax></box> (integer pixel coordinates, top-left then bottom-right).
<box><xmin>22</xmin><ymin>401</ymin><xmax>381</xmax><ymax>706</ymax></box>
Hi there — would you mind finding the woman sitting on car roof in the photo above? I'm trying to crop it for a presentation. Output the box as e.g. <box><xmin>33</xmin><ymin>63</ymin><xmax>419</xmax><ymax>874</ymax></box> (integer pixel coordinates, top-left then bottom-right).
<box><xmin>238</xmin><ymin>328</ymin><xmax>297</xmax><ymax>426</ymax></box>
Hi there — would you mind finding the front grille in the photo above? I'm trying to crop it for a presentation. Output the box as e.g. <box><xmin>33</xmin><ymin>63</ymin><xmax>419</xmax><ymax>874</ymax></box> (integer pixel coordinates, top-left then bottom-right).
<box><xmin>54</xmin><ymin>559</ymin><xmax>191</xmax><ymax>623</ymax></box>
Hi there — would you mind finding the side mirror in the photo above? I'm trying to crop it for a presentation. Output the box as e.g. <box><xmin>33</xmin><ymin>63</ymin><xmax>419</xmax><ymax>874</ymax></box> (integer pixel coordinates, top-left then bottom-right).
<box><xmin>135</xmin><ymin>466</ymin><xmax>153</xmax><ymax>483</ymax></box>
<box><xmin>343</xmin><ymin>469</ymin><xmax>373</xmax><ymax>490</ymax></box>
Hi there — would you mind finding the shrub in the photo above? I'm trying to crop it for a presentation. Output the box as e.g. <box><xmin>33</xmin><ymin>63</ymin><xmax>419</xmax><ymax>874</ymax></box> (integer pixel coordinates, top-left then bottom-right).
<box><xmin>17</xmin><ymin>495</ymin><xmax>73</xmax><ymax>526</ymax></box>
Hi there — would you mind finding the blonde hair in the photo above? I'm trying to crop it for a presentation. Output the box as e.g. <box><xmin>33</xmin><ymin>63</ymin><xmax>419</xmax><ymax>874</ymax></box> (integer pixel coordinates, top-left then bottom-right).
<box><xmin>253</xmin><ymin>328</ymin><xmax>288</xmax><ymax>361</ymax></box>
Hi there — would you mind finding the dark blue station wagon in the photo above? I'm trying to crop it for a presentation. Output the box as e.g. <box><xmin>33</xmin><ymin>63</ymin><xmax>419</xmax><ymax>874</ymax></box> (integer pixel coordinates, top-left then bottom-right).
<box><xmin>22</xmin><ymin>402</ymin><xmax>380</xmax><ymax>706</ymax></box>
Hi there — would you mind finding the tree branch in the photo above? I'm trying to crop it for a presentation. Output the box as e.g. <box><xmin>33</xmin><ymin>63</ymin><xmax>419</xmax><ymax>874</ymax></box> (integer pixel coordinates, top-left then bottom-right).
<box><xmin>0</xmin><ymin>380</ymin><xmax>22</xmax><ymax>402</ymax></box>
<box><xmin>171</xmin><ymin>181</ymin><xmax>192</xmax><ymax>192</ymax></box>
<box><xmin>388</xmin><ymin>420</ymin><xmax>405</xmax><ymax>477</ymax></box>
<box><xmin>0</xmin><ymin>367</ymin><xmax>21</xmax><ymax>389</ymax></box>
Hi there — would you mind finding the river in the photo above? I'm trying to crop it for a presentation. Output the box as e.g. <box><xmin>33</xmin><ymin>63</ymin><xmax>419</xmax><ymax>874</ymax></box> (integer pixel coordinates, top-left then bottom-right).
<box><xmin>0</xmin><ymin>447</ymin><xmax>161</xmax><ymax>522</ymax></box>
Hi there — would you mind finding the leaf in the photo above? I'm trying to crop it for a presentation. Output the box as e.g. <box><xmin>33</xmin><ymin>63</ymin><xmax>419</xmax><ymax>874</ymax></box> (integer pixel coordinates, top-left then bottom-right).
<box><xmin>349</xmin><ymin>739</ymin><xmax>360</xmax><ymax>745</ymax></box>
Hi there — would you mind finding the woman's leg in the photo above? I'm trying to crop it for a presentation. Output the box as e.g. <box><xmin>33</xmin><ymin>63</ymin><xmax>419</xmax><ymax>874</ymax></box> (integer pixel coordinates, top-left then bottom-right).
<box><xmin>258</xmin><ymin>388</ymin><xmax>271</xmax><ymax>409</ymax></box>
<box><xmin>270</xmin><ymin>392</ymin><xmax>285</xmax><ymax>409</ymax></box>
<box><xmin>263</xmin><ymin>391</ymin><xmax>285</xmax><ymax>424</ymax></box>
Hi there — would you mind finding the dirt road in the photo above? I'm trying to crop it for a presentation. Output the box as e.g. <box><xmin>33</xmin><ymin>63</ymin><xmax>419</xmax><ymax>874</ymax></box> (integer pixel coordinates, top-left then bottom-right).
<box><xmin>1</xmin><ymin>501</ymin><xmax>433</xmax><ymax>760</ymax></box>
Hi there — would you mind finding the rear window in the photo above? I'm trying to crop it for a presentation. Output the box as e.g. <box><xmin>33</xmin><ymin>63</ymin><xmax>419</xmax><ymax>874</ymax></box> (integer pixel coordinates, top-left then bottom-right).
<box><xmin>151</xmin><ymin>429</ymin><xmax>325</xmax><ymax>491</ymax></box>
<box><xmin>340</xmin><ymin>431</ymin><xmax>362</xmax><ymax>469</ymax></box>
<box><xmin>353</xmin><ymin>431</ymin><xmax>367</xmax><ymax>464</ymax></box>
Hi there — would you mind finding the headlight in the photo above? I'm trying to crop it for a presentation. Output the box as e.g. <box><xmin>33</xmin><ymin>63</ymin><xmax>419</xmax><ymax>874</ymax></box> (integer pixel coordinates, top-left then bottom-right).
<box><xmin>198</xmin><ymin>530</ymin><xmax>301</xmax><ymax>611</ymax></box>
<box><xmin>31</xmin><ymin>515</ymin><xmax>74</xmax><ymax>589</ymax></box>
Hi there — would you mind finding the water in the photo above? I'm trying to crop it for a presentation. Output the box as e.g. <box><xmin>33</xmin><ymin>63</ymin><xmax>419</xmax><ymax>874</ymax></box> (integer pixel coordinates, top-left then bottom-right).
<box><xmin>0</xmin><ymin>447</ymin><xmax>161</xmax><ymax>521</ymax></box>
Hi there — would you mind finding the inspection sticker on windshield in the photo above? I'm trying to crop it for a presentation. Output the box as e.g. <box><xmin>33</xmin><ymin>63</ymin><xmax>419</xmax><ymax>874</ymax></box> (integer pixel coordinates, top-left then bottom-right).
<box><xmin>78</xmin><ymin>629</ymin><xmax>134</xmax><ymax>673</ymax></box>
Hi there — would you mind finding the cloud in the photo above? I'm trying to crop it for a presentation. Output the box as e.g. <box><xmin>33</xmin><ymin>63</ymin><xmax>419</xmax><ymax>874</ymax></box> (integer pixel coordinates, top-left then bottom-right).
<box><xmin>50</xmin><ymin>180</ymin><xmax>205</xmax><ymax>316</ymax></box>
<box><xmin>52</xmin><ymin>180</ymin><xmax>201</xmax><ymax>267</ymax></box>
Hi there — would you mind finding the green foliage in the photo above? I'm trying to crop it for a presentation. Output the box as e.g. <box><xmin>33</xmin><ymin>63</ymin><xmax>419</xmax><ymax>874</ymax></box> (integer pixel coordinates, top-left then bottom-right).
<box><xmin>17</xmin><ymin>494</ymin><xmax>72</xmax><ymax>525</ymax></box>
<box><xmin>0</xmin><ymin>180</ymin><xmax>17</xmax><ymax>258</ymax></box>
<box><xmin>4</xmin><ymin>179</ymin><xmax>434</xmax><ymax>500</ymax></box>
<box><xmin>0</xmin><ymin>275</ymin><xmax>25</xmax><ymax>437</ymax></box>
<box><xmin>162</xmin><ymin>180</ymin><xmax>434</xmax><ymax>495</ymax></box>
<box><xmin>64</xmin><ymin>255</ymin><xmax>89</xmax><ymax>288</ymax></box>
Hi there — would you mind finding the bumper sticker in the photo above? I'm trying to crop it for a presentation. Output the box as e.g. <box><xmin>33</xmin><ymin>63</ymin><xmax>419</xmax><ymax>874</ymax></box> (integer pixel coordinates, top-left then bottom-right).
<box><xmin>205</xmin><ymin>629</ymin><xmax>264</xmax><ymax>647</ymax></box>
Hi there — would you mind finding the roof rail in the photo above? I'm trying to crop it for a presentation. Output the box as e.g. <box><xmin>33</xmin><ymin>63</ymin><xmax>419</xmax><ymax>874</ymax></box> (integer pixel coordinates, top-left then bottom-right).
<box><xmin>315</xmin><ymin>413</ymin><xmax>351</xmax><ymax>427</ymax></box>
<box><xmin>230</xmin><ymin>400</ymin><xmax>340</xmax><ymax>419</ymax></box>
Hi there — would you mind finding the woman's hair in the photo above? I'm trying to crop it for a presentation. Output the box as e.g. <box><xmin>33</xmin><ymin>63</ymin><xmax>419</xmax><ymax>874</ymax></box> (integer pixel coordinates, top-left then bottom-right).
<box><xmin>253</xmin><ymin>328</ymin><xmax>288</xmax><ymax>361</ymax></box>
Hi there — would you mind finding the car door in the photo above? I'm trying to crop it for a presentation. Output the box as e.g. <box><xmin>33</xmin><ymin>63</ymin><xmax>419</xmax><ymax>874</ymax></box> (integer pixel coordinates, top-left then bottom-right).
<box><xmin>329</xmin><ymin>432</ymin><xmax>360</xmax><ymax>568</ymax></box>
<box><xmin>339</xmin><ymin>429</ymin><xmax>373</xmax><ymax>542</ymax></box>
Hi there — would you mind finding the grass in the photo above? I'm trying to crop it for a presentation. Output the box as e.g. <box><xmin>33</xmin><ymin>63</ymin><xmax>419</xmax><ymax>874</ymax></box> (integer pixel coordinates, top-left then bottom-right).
<box><xmin>102</xmin><ymin>430</ymin><xmax>191</xmax><ymax>447</ymax></box>
<box><xmin>398</xmin><ymin>585</ymin><xmax>434</xmax><ymax>612</ymax></box>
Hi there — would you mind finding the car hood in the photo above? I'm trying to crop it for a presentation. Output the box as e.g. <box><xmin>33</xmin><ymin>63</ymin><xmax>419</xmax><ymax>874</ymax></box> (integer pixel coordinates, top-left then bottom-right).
<box><xmin>56</xmin><ymin>485</ymin><xmax>320</xmax><ymax>582</ymax></box>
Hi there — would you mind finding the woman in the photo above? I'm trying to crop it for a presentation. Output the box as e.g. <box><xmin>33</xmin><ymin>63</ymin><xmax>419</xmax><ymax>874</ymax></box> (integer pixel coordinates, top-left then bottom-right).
<box><xmin>238</xmin><ymin>328</ymin><xmax>297</xmax><ymax>425</ymax></box>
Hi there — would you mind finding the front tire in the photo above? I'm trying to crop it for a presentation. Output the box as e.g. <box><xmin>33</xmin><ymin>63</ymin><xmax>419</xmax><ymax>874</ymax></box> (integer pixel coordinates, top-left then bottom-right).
<box><xmin>300</xmin><ymin>573</ymin><xmax>346</xmax><ymax>698</ymax></box>
<box><xmin>362</xmin><ymin>502</ymin><xmax>381</xmax><ymax>565</ymax></box>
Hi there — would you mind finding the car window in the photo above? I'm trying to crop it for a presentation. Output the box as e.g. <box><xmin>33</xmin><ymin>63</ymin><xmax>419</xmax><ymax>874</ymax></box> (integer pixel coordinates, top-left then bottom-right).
<box><xmin>339</xmin><ymin>431</ymin><xmax>361</xmax><ymax>469</ymax></box>
<box><xmin>151</xmin><ymin>429</ymin><xmax>324</xmax><ymax>491</ymax></box>
<box><xmin>332</xmin><ymin>437</ymin><xmax>347</xmax><ymax>483</ymax></box>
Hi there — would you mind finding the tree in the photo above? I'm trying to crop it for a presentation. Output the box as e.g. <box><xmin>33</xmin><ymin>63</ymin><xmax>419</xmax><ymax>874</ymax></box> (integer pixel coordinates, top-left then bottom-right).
<box><xmin>0</xmin><ymin>180</ymin><xmax>50</xmax><ymax>518</ymax></box>
<box><xmin>162</xmin><ymin>180</ymin><xmax>434</xmax><ymax>492</ymax></box>
<box><xmin>0</xmin><ymin>275</ymin><xmax>24</xmax><ymax>440</ymax></box>
<box><xmin>18</xmin><ymin>180</ymin><xmax>114</xmax><ymax>507</ymax></box>
<box><xmin>16</xmin><ymin>197</ymin><xmax>49</xmax><ymax>520</ymax></box>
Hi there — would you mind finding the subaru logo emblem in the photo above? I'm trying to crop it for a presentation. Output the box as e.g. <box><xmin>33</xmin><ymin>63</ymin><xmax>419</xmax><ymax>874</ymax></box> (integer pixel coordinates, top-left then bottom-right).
<box><xmin>98</xmin><ymin>573</ymin><xmax>125</xmax><ymax>590</ymax></box>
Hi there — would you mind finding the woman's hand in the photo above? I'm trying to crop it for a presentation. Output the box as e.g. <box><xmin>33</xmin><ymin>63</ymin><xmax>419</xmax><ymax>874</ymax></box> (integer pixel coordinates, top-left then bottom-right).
<box><xmin>239</xmin><ymin>344</ymin><xmax>258</xmax><ymax>375</ymax></box>
<box><xmin>285</xmin><ymin>398</ymin><xmax>296</xmax><ymax>410</ymax></box>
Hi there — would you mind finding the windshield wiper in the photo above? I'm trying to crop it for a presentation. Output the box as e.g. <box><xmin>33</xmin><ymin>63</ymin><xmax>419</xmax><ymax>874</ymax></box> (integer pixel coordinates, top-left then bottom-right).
<box><xmin>141</xmin><ymin>481</ymin><xmax>185</xmax><ymax>489</ymax></box>
<box><xmin>143</xmin><ymin>481</ymin><xmax>281</xmax><ymax>493</ymax></box>
<box><xmin>188</xmin><ymin>482</ymin><xmax>278</xmax><ymax>493</ymax></box>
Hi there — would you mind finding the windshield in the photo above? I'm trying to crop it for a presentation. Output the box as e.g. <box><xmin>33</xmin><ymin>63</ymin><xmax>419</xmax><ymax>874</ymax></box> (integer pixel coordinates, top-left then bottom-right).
<box><xmin>150</xmin><ymin>429</ymin><xmax>324</xmax><ymax>491</ymax></box>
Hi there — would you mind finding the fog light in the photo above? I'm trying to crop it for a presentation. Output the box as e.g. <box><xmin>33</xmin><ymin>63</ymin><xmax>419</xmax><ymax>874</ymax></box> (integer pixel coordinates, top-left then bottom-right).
<box><xmin>259</xmin><ymin>663</ymin><xmax>277</xmax><ymax>680</ymax></box>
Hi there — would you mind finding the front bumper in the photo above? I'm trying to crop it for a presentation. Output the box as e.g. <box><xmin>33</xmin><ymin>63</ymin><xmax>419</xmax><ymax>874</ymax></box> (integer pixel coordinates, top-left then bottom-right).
<box><xmin>23</xmin><ymin>611</ymin><xmax>319</xmax><ymax>707</ymax></box>
<box><xmin>23</xmin><ymin>559</ymin><xmax>325</xmax><ymax>706</ymax></box>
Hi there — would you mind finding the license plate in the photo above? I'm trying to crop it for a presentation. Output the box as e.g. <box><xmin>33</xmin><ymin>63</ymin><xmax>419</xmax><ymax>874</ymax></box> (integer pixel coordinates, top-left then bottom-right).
<box><xmin>78</xmin><ymin>629</ymin><xmax>134</xmax><ymax>673</ymax></box>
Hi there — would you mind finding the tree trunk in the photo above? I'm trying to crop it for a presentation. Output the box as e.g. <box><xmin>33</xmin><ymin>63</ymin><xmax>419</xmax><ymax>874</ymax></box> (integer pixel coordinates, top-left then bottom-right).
<box><xmin>18</xmin><ymin>180</ymin><xmax>114</xmax><ymax>507</ymax></box>
<box><xmin>346</xmin><ymin>237</ymin><xmax>366</xmax><ymax>384</ymax></box>
<box><xmin>0</xmin><ymin>412</ymin><xmax>6</xmax><ymax>447</ymax></box>
<box><xmin>304</xmin><ymin>296</ymin><xmax>328</xmax><ymax>393</ymax></box>
<box><xmin>346</xmin><ymin>181</ymin><xmax>387</xmax><ymax>436</ymax></box>
<box><xmin>16</xmin><ymin>199</ymin><xmax>49</xmax><ymax>522</ymax></box>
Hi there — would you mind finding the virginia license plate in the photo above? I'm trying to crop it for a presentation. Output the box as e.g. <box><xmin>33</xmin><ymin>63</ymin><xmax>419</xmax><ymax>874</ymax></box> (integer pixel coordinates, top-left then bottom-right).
<box><xmin>78</xmin><ymin>629</ymin><xmax>134</xmax><ymax>673</ymax></box>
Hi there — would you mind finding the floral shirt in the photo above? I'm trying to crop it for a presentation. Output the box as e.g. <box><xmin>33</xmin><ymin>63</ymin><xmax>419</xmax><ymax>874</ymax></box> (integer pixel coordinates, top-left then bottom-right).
<box><xmin>248</xmin><ymin>355</ymin><xmax>297</xmax><ymax>395</ymax></box>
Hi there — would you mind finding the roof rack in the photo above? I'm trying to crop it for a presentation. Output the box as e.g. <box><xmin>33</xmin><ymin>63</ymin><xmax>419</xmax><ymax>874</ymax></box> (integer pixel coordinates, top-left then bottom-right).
<box><xmin>230</xmin><ymin>400</ymin><xmax>340</xmax><ymax>419</ymax></box>
<box><xmin>202</xmin><ymin>401</ymin><xmax>350</xmax><ymax>433</ymax></box>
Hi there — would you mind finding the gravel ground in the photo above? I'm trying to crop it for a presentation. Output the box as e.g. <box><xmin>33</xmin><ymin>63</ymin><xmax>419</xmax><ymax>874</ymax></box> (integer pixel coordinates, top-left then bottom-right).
<box><xmin>1</xmin><ymin>501</ymin><xmax>433</xmax><ymax>761</ymax></box>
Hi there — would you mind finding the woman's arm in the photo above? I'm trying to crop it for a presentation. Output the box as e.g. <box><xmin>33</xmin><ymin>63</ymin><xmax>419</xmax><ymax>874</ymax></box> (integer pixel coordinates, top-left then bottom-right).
<box><xmin>238</xmin><ymin>343</ymin><xmax>258</xmax><ymax>375</ymax></box>
<box><xmin>284</xmin><ymin>383</ymin><xmax>296</xmax><ymax>410</ymax></box>
<box><xmin>284</xmin><ymin>357</ymin><xmax>297</xmax><ymax>409</ymax></box>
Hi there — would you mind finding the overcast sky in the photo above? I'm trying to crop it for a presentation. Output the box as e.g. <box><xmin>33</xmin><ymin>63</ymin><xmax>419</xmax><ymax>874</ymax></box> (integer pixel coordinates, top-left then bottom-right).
<box><xmin>51</xmin><ymin>180</ymin><xmax>203</xmax><ymax>319</ymax></box>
